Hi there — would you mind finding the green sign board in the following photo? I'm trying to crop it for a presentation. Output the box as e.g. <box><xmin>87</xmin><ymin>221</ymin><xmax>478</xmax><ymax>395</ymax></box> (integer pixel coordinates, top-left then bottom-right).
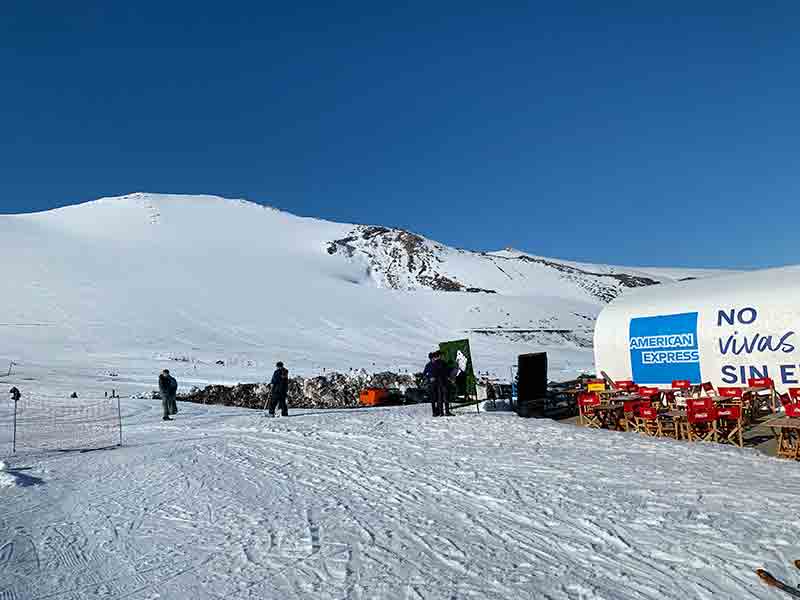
<box><xmin>438</xmin><ymin>339</ymin><xmax>477</xmax><ymax>400</ymax></box>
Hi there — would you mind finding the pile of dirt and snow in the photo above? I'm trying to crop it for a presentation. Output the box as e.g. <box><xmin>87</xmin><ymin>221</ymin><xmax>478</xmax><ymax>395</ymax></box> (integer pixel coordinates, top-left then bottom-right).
<box><xmin>179</xmin><ymin>371</ymin><xmax>418</xmax><ymax>409</ymax></box>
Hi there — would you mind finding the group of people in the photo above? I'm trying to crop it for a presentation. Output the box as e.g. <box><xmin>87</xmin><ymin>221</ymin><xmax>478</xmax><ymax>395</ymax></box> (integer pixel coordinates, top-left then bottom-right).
<box><xmin>423</xmin><ymin>351</ymin><xmax>454</xmax><ymax>417</ymax></box>
<box><xmin>157</xmin><ymin>361</ymin><xmax>290</xmax><ymax>421</ymax></box>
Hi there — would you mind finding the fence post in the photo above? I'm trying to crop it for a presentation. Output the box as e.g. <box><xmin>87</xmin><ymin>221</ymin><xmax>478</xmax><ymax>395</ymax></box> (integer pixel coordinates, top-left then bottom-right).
<box><xmin>117</xmin><ymin>395</ymin><xmax>123</xmax><ymax>446</ymax></box>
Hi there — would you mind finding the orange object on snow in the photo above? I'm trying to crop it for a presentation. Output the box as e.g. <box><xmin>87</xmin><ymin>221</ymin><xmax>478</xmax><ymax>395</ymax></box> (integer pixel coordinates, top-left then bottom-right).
<box><xmin>360</xmin><ymin>388</ymin><xmax>390</xmax><ymax>406</ymax></box>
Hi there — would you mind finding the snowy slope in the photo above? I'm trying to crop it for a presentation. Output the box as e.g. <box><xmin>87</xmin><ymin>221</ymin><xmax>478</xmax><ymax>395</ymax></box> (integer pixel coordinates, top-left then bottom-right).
<box><xmin>3</xmin><ymin>195</ymin><xmax>789</xmax><ymax>600</ymax></box>
<box><xmin>1</xmin><ymin>395</ymin><xmax>798</xmax><ymax>599</ymax></box>
<box><xmin>0</xmin><ymin>193</ymin><xmax>720</xmax><ymax>385</ymax></box>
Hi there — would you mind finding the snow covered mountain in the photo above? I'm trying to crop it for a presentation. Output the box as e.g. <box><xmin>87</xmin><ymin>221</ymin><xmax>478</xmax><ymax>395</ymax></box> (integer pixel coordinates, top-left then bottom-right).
<box><xmin>327</xmin><ymin>225</ymin><xmax>714</xmax><ymax>301</ymax></box>
<box><xmin>0</xmin><ymin>193</ymin><xmax>720</xmax><ymax>383</ymax></box>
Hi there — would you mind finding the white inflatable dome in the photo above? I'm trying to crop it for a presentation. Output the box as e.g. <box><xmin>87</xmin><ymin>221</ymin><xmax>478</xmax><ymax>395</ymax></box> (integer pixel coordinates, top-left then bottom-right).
<box><xmin>594</xmin><ymin>265</ymin><xmax>800</xmax><ymax>392</ymax></box>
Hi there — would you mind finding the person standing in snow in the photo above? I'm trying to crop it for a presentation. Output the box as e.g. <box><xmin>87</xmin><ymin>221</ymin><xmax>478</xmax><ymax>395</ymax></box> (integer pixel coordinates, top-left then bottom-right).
<box><xmin>423</xmin><ymin>352</ymin><xmax>439</xmax><ymax>416</ymax></box>
<box><xmin>158</xmin><ymin>369</ymin><xmax>178</xmax><ymax>421</ymax></box>
<box><xmin>430</xmin><ymin>352</ymin><xmax>450</xmax><ymax>418</ymax></box>
<box><xmin>268</xmin><ymin>361</ymin><xmax>290</xmax><ymax>417</ymax></box>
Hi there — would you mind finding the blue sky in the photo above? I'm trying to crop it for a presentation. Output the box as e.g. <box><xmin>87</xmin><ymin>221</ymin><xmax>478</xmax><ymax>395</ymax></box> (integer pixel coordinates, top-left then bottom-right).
<box><xmin>1</xmin><ymin>2</ymin><xmax>798</xmax><ymax>269</ymax></box>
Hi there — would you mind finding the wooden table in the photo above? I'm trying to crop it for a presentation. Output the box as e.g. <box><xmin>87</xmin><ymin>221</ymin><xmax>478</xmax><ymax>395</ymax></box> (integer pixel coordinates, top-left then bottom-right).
<box><xmin>593</xmin><ymin>402</ymin><xmax>626</xmax><ymax>430</ymax></box>
<box><xmin>662</xmin><ymin>409</ymin><xmax>688</xmax><ymax>439</ymax></box>
<box><xmin>767</xmin><ymin>417</ymin><xmax>800</xmax><ymax>460</ymax></box>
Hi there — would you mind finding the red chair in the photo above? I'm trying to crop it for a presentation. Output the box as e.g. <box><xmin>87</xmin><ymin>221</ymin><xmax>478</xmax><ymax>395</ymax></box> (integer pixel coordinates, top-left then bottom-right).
<box><xmin>687</xmin><ymin>402</ymin><xmax>718</xmax><ymax>442</ymax></box>
<box><xmin>718</xmin><ymin>386</ymin><xmax>756</xmax><ymax>423</ymax></box>
<box><xmin>701</xmin><ymin>382</ymin><xmax>716</xmax><ymax>398</ymax></box>
<box><xmin>748</xmin><ymin>377</ymin><xmax>777</xmax><ymax>413</ymax></box>
<box><xmin>717</xmin><ymin>405</ymin><xmax>744</xmax><ymax>447</ymax></box>
<box><xmin>784</xmin><ymin>389</ymin><xmax>800</xmax><ymax>418</ymax></box>
<box><xmin>663</xmin><ymin>391</ymin><xmax>677</xmax><ymax>409</ymax></box>
<box><xmin>774</xmin><ymin>403</ymin><xmax>800</xmax><ymax>459</ymax></box>
<box><xmin>671</xmin><ymin>380</ymin><xmax>693</xmax><ymax>404</ymax></box>
<box><xmin>614</xmin><ymin>379</ymin><xmax>635</xmax><ymax>390</ymax></box>
<box><xmin>786</xmin><ymin>404</ymin><xmax>800</xmax><ymax>418</ymax></box>
<box><xmin>635</xmin><ymin>405</ymin><xmax>661</xmax><ymax>437</ymax></box>
<box><xmin>687</xmin><ymin>397</ymin><xmax>715</xmax><ymax>412</ymax></box>
<box><xmin>637</xmin><ymin>387</ymin><xmax>663</xmax><ymax>409</ymax></box>
<box><xmin>623</xmin><ymin>400</ymin><xmax>643</xmax><ymax>432</ymax></box>
<box><xmin>578</xmin><ymin>392</ymin><xmax>601</xmax><ymax>428</ymax></box>
<box><xmin>615</xmin><ymin>381</ymin><xmax>640</xmax><ymax>395</ymax></box>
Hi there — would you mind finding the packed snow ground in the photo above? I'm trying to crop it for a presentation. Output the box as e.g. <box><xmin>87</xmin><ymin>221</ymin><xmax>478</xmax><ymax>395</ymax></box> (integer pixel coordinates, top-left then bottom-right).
<box><xmin>2</xmin><ymin>387</ymin><xmax>800</xmax><ymax>599</ymax></box>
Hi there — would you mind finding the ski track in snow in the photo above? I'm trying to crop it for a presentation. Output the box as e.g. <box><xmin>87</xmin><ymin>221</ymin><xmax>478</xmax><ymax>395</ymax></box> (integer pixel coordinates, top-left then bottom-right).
<box><xmin>2</xmin><ymin>397</ymin><xmax>800</xmax><ymax>599</ymax></box>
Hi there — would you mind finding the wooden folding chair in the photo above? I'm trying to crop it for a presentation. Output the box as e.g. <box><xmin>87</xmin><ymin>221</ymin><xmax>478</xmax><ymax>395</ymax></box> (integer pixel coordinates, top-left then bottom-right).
<box><xmin>748</xmin><ymin>377</ymin><xmax>777</xmax><ymax>413</ymax></box>
<box><xmin>788</xmin><ymin>388</ymin><xmax>800</xmax><ymax>406</ymax></box>
<box><xmin>686</xmin><ymin>397</ymin><xmax>713</xmax><ymax>411</ymax></box>
<box><xmin>578</xmin><ymin>392</ymin><xmax>601</xmax><ymax>428</ymax></box>
<box><xmin>718</xmin><ymin>386</ymin><xmax>752</xmax><ymax>424</ymax></box>
<box><xmin>657</xmin><ymin>410</ymin><xmax>682</xmax><ymax>439</ymax></box>
<box><xmin>639</xmin><ymin>386</ymin><xmax>663</xmax><ymax>408</ymax></box>
<box><xmin>671</xmin><ymin>380</ymin><xmax>692</xmax><ymax>406</ymax></box>
<box><xmin>717</xmin><ymin>405</ymin><xmax>744</xmax><ymax>447</ymax></box>
<box><xmin>786</xmin><ymin>403</ymin><xmax>800</xmax><ymax>417</ymax></box>
<box><xmin>623</xmin><ymin>400</ymin><xmax>643</xmax><ymax>433</ymax></box>
<box><xmin>686</xmin><ymin>399</ymin><xmax>718</xmax><ymax>442</ymax></box>
<box><xmin>774</xmin><ymin>404</ymin><xmax>800</xmax><ymax>459</ymax></box>
<box><xmin>635</xmin><ymin>405</ymin><xmax>661</xmax><ymax>437</ymax></box>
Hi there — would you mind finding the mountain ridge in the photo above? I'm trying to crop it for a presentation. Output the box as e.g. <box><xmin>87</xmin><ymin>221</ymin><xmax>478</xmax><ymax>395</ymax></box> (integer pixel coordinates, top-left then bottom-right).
<box><xmin>0</xmin><ymin>193</ymin><xmax>724</xmax><ymax>376</ymax></box>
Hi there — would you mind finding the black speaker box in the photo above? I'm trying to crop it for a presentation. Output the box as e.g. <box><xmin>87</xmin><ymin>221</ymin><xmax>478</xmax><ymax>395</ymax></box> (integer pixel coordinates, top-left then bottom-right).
<box><xmin>517</xmin><ymin>352</ymin><xmax>547</xmax><ymax>416</ymax></box>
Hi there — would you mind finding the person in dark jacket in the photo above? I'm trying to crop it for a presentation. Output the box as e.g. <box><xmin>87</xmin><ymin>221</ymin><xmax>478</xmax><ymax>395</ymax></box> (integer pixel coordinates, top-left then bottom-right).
<box><xmin>158</xmin><ymin>369</ymin><xmax>178</xmax><ymax>421</ymax></box>
<box><xmin>423</xmin><ymin>352</ymin><xmax>441</xmax><ymax>416</ymax></box>
<box><xmin>268</xmin><ymin>361</ymin><xmax>289</xmax><ymax>417</ymax></box>
<box><xmin>429</xmin><ymin>352</ymin><xmax>449</xmax><ymax>418</ymax></box>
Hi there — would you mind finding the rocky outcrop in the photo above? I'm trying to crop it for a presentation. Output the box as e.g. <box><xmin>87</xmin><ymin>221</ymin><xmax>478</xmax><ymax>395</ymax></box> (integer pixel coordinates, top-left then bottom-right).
<box><xmin>326</xmin><ymin>225</ymin><xmax>662</xmax><ymax>302</ymax></box>
<box><xmin>178</xmin><ymin>371</ymin><xmax>418</xmax><ymax>410</ymax></box>
<box><xmin>327</xmin><ymin>225</ymin><xmax>469</xmax><ymax>291</ymax></box>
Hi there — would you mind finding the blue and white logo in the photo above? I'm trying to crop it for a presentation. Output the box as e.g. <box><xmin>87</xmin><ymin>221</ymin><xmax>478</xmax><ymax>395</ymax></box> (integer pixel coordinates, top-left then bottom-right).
<box><xmin>629</xmin><ymin>312</ymin><xmax>701</xmax><ymax>384</ymax></box>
